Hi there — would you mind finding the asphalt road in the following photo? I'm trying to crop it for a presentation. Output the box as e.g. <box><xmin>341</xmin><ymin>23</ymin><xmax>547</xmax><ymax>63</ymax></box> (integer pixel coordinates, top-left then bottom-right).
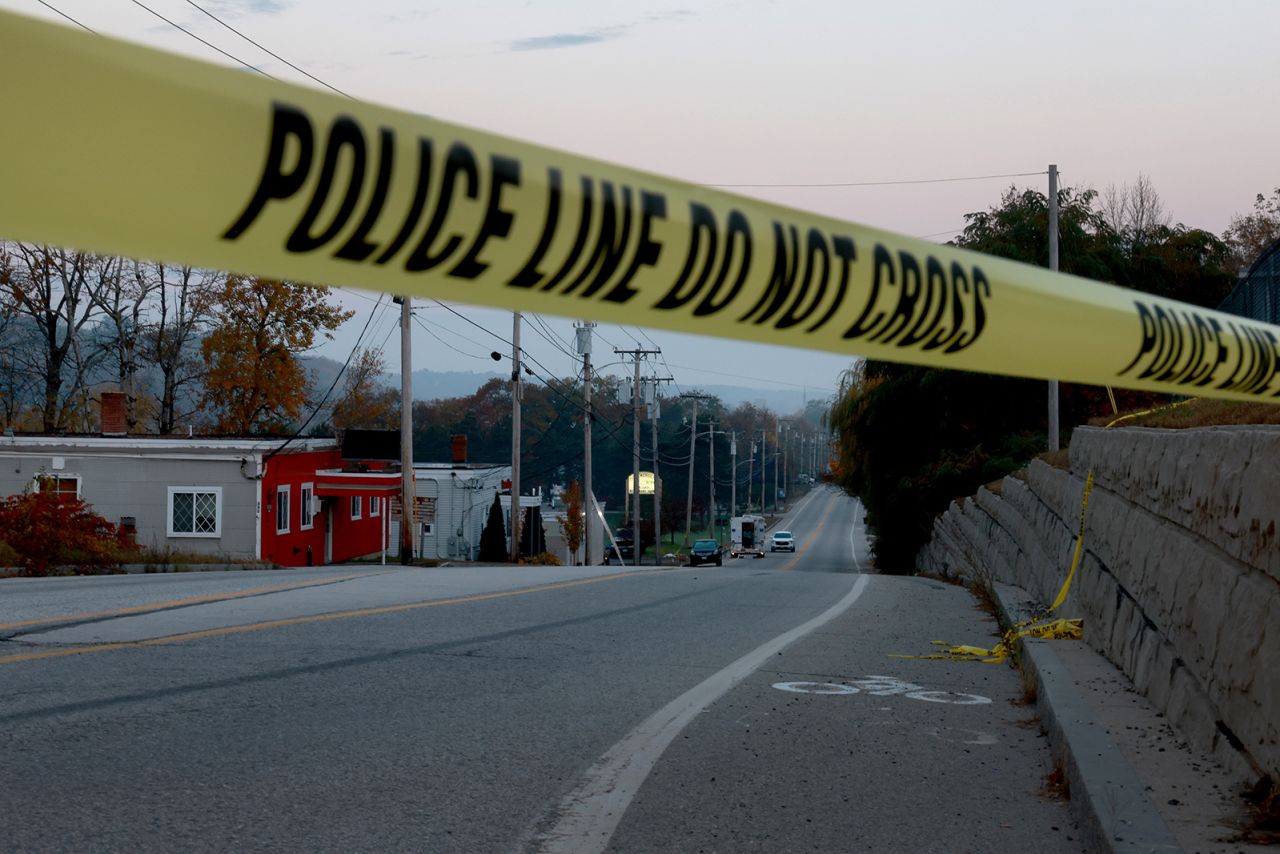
<box><xmin>1</xmin><ymin>487</ymin><xmax>1078</xmax><ymax>852</ymax></box>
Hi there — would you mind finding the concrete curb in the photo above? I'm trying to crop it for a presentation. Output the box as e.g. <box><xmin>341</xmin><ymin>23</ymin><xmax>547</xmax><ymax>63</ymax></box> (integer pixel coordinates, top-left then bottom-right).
<box><xmin>991</xmin><ymin>583</ymin><xmax>1182</xmax><ymax>853</ymax></box>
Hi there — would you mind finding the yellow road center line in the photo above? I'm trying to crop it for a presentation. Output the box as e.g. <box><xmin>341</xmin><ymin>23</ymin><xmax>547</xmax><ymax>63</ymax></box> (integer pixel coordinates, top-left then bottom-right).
<box><xmin>0</xmin><ymin>570</ymin><xmax>653</xmax><ymax>666</ymax></box>
<box><xmin>780</xmin><ymin>494</ymin><xmax>841</xmax><ymax>571</ymax></box>
<box><xmin>0</xmin><ymin>572</ymin><xmax>383</xmax><ymax>630</ymax></box>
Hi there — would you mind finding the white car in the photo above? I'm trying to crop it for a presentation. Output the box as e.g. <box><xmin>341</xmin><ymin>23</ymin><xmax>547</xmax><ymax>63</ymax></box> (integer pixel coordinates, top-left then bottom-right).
<box><xmin>769</xmin><ymin>530</ymin><xmax>795</xmax><ymax>552</ymax></box>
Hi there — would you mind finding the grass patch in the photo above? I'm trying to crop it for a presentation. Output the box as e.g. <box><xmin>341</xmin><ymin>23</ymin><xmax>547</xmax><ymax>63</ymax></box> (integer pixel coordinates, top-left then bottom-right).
<box><xmin>1012</xmin><ymin>665</ymin><xmax>1039</xmax><ymax>706</ymax></box>
<box><xmin>969</xmin><ymin>576</ymin><xmax>1000</xmax><ymax>621</ymax></box>
<box><xmin>132</xmin><ymin>547</ymin><xmax>254</xmax><ymax>565</ymax></box>
<box><xmin>1230</xmin><ymin>778</ymin><xmax>1280</xmax><ymax>845</ymax></box>
<box><xmin>1088</xmin><ymin>398</ymin><xmax>1280</xmax><ymax>429</ymax></box>
<box><xmin>1037</xmin><ymin>448</ymin><xmax>1071</xmax><ymax>470</ymax></box>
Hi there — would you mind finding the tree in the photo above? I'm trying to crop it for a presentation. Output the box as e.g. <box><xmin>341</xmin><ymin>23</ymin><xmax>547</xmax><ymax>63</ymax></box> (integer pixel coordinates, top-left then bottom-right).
<box><xmin>0</xmin><ymin>263</ymin><xmax>37</xmax><ymax>430</ymax></box>
<box><xmin>1223</xmin><ymin>188</ymin><xmax>1280</xmax><ymax>271</ymax></box>
<box><xmin>826</xmin><ymin>177</ymin><xmax>1237</xmax><ymax>571</ymax></box>
<box><xmin>1102</xmin><ymin>173</ymin><xmax>1169</xmax><ymax>256</ymax></box>
<box><xmin>331</xmin><ymin>348</ymin><xmax>399</xmax><ymax>431</ymax></box>
<box><xmin>953</xmin><ymin>185</ymin><xmax>1122</xmax><ymax>281</ymax></box>
<box><xmin>0</xmin><ymin>244</ymin><xmax>114</xmax><ymax>431</ymax></box>
<box><xmin>138</xmin><ymin>263</ymin><xmax>221</xmax><ymax>434</ymax></box>
<box><xmin>559</xmin><ymin>480</ymin><xmax>585</xmax><ymax>564</ymax></box>
<box><xmin>89</xmin><ymin>259</ymin><xmax>154</xmax><ymax>431</ymax></box>
<box><xmin>478</xmin><ymin>492</ymin><xmax>508</xmax><ymax>562</ymax></box>
<box><xmin>519</xmin><ymin>506</ymin><xmax>545</xmax><ymax>558</ymax></box>
<box><xmin>200</xmin><ymin>276</ymin><xmax>352</xmax><ymax>434</ymax></box>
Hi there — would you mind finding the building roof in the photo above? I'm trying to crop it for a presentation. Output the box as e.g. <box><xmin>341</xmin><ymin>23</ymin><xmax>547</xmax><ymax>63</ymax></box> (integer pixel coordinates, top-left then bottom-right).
<box><xmin>0</xmin><ymin>435</ymin><xmax>338</xmax><ymax>456</ymax></box>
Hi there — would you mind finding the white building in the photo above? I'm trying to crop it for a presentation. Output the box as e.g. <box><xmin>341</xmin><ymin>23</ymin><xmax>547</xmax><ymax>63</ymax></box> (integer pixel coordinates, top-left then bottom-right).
<box><xmin>388</xmin><ymin>463</ymin><xmax>510</xmax><ymax>561</ymax></box>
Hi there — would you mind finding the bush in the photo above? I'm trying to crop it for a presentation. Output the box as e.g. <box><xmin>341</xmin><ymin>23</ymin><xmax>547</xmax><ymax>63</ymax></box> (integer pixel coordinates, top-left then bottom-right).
<box><xmin>525</xmin><ymin>551</ymin><xmax>562</xmax><ymax>566</ymax></box>
<box><xmin>0</xmin><ymin>491</ymin><xmax>138</xmax><ymax>576</ymax></box>
<box><xmin>478</xmin><ymin>493</ymin><xmax>509</xmax><ymax>562</ymax></box>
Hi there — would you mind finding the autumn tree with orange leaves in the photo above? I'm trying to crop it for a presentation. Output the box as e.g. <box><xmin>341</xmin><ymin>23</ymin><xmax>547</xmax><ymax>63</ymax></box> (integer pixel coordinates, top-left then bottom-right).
<box><xmin>331</xmin><ymin>348</ymin><xmax>399</xmax><ymax>431</ymax></box>
<box><xmin>201</xmin><ymin>276</ymin><xmax>352</xmax><ymax>435</ymax></box>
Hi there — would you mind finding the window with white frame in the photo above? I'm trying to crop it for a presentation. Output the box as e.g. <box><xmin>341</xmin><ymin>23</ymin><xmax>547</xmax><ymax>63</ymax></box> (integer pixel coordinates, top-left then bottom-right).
<box><xmin>370</xmin><ymin>495</ymin><xmax>380</xmax><ymax>517</ymax></box>
<box><xmin>300</xmin><ymin>483</ymin><xmax>314</xmax><ymax>530</ymax></box>
<box><xmin>276</xmin><ymin>485</ymin><xmax>291</xmax><ymax>534</ymax></box>
<box><xmin>167</xmin><ymin>487</ymin><xmax>222</xmax><ymax>537</ymax></box>
<box><xmin>33</xmin><ymin>474</ymin><xmax>82</xmax><ymax>498</ymax></box>
<box><xmin>350</xmin><ymin>494</ymin><xmax>362</xmax><ymax>520</ymax></box>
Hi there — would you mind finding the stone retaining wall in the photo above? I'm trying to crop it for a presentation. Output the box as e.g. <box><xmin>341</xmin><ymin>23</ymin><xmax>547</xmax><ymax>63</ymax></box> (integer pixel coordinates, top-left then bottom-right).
<box><xmin>918</xmin><ymin>425</ymin><xmax>1280</xmax><ymax>787</ymax></box>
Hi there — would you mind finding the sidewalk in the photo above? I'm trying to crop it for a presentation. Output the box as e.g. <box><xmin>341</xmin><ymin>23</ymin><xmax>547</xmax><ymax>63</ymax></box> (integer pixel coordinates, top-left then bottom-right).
<box><xmin>993</xmin><ymin>583</ymin><xmax>1268</xmax><ymax>853</ymax></box>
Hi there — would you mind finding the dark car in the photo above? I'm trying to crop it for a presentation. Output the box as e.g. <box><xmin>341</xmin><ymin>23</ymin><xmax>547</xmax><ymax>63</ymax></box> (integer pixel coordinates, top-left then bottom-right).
<box><xmin>688</xmin><ymin>539</ymin><xmax>723</xmax><ymax>566</ymax></box>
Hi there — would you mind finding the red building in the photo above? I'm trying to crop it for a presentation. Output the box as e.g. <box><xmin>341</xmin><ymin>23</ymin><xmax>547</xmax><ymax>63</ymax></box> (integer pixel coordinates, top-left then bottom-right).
<box><xmin>258</xmin><ymin>446</ymin><xmax>401</xmax><ymax>566</ymax></box>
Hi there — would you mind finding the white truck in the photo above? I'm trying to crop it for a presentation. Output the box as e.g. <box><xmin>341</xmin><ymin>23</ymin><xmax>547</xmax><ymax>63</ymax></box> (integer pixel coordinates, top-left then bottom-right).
<box><xmin>729</xmin><ymin>514</ymin><xmax>766</xmax><ymax>559</ymax></box>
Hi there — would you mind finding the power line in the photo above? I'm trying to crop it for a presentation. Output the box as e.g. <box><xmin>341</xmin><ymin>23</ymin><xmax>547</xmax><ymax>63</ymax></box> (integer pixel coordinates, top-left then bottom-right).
<box><xmin>35</xmin><ymin>0</ymin><xmax>94</xmax><ymax>32</ymax></box>
<box><xmin>527</xmin><ymin>314</ymin><xmax>578</xmax><ymax>361</ymax></box>
<box><xmin>410</xmin><ymin>313</ymin><xmax>491</xmax><ymax>361</ymax></box>
<box><xmin>705</xmin><ymin>170</ymin><xmax>1047</xmax><ymax>189</ymax></box>
<box><xmin>336</xmin><ymin>286</ymin><xmax>385</xmax><ymax>305</ymax></box>
<box><xmin>429</xmin><ymin>300</ymin><xmax>571</xmax><ymax>387</ymax></box>
<box><xmin>179</xmin><ymin>0</ymin><xmax>353</xmax><ymax>98</ymax></box>
<box><xmin>663</xmin><ymin>362</ymin><xmax>838</xmax><ymax>393</ymax></box>
<box><xmin>126</xmin><ymin>0</ymin><xmax>281</xmax><ymax>80</ymax></box>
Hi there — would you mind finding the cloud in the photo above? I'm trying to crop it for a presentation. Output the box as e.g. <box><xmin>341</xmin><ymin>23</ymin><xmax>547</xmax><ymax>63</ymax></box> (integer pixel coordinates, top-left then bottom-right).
<box><xmin>507</xmin><ymin>10</ymin><xmax>694</xmax><ymax>53</ymax></box>
<box><xmin>646</xmin><ymin>9</ymin><xmax>694</xmax><ymax>23</ymax></box>
<box><xmin>509</xmin><ymin>27</ymin><xmax>627</xmax><ymax>52</ymax></box>
<box><xmin>206</xmin><ymin>0</ymin><xmax>290</xmax><ymax>15</ymax></box>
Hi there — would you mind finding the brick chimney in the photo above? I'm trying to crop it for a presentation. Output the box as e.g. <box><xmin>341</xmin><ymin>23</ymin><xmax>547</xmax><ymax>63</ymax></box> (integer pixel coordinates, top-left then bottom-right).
<box><xmin>451</xmin><ymin>434</ymin><xmax>468</xmax><ymax>464</ymax></box>
<box><xmin>100</xmin><ymin>391</ymin><xmax>126</xmax><ymax>436</ymax></box>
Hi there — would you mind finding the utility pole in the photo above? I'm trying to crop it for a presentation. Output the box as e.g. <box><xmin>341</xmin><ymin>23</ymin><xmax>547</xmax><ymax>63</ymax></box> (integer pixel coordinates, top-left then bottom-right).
<box><xmin>398</xmin><ymin>296</ymin><xmax>414</xmax><ymax>564</ymax></box>
<box><xmin>510</xmin><ymin>313</ymin><xmax>522</xmax><ymax>563</ymax></box>
<box><xmin>680</xmin><ymin>393</ymin><xmax>712</xmax><ymax>547</ymax></box>
<box><xmin>686</xmin><ymin>399</ymin><xmax>697</xmax><ymax>545</ymax></box>
<box><xmin>759</xmin><ymin>429</ymin><xmax>768</xmax><ymax>512</ymax></box>
<box><xmin>707</xmin><ymin>420</ymin><xmax>717</xmax><ymax>542</ymax></box>
<box><xmin>746</xmin><ymin>437</ymin><xmax>755</xmax><ymax>513</ymax></box>
<box><xmin>1048</xmin><ymin>164</ymin><xmax>1060</xmax><ymax>453</ymax></box>
<box><xmin>729</xmin><ymin>431</ymin><xmax>737</xmax><ymax>520</ymax></box>
<box><xmin>772</xmin><ymin>421</ymin><xmax>780</xmax><ymax>516</ymax></box>
<box><xmin>651</xmin><ymin>397</ymin><xmax>660</xmax><ymax>561</ymax></box>
<box><xmin>780</xmin><ymin>421</ymin><xmax>790</xmax><ymax>510</ymax></box>
<box><xmin>576</xmin><ymin>322</ymin><xmax>594</xmax><ymax>566</ymax></box>
<box><xmin>617</xmin><ymin>348</ymin><xmax>660</xmax><ymax>566</ymax></box>
<box><xmin>645</xmin><ymin>376</ymin><xmax>672</xmax><ymax>562</ymax></box>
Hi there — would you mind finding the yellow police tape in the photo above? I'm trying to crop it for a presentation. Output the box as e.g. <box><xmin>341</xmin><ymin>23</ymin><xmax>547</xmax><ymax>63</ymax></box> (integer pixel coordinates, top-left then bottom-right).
<box><xmin>3</xmin><ymin>9</ymin><xmax>1280</xmax><ymax>401</ymax></box>
<box><xmin>892</xmin><ymin>619</ymin><xmax>1083</xmax><ymax>664</ymax></box>
<box><xmin>1039</xmin><ymin>396</ymin><xmax>1200</xmax><ymax>613</ymax></box>
<box><xmin>898</xmin><ymin>396</ymin><xmax>1201</xmax><ymax>664</ymax></box>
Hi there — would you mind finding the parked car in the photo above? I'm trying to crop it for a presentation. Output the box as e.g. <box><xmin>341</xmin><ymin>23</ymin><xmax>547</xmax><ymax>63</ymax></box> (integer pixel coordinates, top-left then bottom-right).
<box><xmin>770</xmin><ymin>530</ymin><xmax>796</xmax><ymax>552</ymax></box>
<box><xmin>610</xmin><ymin>530</ymin><xmax>634</xmax><ymax>562</ymax></box>
<box><xmin>688</xmin><ymin>539</ymin><xmax>724</xmax><ymax>566</ymax></box>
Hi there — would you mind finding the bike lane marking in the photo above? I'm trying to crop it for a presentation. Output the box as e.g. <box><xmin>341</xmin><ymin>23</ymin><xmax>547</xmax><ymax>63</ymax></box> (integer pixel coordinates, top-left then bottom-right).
<box><xmin>533</xmin><ymin>573</ymin><xmax>872</xmax><ymax>854</ymax></box>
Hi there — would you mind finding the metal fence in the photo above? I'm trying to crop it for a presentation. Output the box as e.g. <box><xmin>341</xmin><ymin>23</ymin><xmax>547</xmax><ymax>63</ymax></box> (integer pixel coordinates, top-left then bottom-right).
<box><xmin>1218</xmin><ymin>239</ymin><xmax>1280</xmax><ymax>325</ymax></box>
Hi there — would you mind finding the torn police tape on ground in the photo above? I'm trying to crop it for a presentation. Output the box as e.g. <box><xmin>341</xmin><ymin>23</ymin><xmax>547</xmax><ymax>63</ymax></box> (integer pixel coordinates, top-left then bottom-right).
<box><xmin>3</xmin><ymin>9</ymin><xmax>1280</xmax><ymax>401</ymax></box>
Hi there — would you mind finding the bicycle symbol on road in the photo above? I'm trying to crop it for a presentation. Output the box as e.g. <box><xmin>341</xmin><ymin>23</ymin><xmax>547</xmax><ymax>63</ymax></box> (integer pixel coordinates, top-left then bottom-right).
<box><xmin>772</xmin><ymin>674</ymin><xmax>990</xmax><ymax>705</ymax></box>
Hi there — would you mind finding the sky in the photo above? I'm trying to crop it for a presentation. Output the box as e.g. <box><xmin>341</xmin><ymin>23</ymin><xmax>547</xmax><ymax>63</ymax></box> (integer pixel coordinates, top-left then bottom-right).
<box><xmin>6</xmin><ymin>0</ymin><xmax>1279</xmax><ymax>401</ymax></box>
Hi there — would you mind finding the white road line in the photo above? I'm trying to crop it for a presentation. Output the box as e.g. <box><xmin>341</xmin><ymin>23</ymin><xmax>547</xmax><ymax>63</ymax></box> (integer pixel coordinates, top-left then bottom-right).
<box><xmin>849</xmin><ymin>497</ymin><xmax>864</xmax><ymax>571</ymax></box>
<box><xmin>533</xmin><ymin>573</ymin><xmax>872</xmax><ymax>854</ymax></box>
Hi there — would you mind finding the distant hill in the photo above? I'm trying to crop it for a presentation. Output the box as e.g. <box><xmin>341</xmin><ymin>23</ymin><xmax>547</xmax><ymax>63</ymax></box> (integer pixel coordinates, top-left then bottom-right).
<box><xmin>300</xmin><ymin>358</ymin><xmax>831</xmax><ymax>414</ymax></box>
